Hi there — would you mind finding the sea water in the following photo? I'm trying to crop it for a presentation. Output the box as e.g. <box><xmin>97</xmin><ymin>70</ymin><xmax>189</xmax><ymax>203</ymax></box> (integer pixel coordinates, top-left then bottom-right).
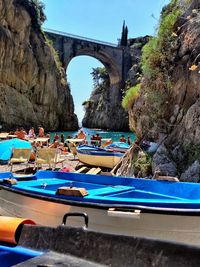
<box><xmin>50</xmin><ymin>127</ymin><xmax>136</xmax><ymax>143</ymax></box>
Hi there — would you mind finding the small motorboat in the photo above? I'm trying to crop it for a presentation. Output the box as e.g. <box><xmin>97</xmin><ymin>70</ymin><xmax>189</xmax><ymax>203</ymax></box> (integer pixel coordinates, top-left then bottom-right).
<box><xmin>1</xmin><ymin>171</ymin><xmax>200</xmax><ymax>245</ymax></box>
<box><xmin>0</xmin><ymin>215</ymin><xmax>200</xmax><ymax>267</ymax></box>
<box><xmin>77</xmin><ymin>144</ymin><xmax>124</xmax><ymax>168</ymax></box>
<box><xmin>104</xmin><ymin>141</ymin><xmax>130</xmax><ymax>153</ymax></box>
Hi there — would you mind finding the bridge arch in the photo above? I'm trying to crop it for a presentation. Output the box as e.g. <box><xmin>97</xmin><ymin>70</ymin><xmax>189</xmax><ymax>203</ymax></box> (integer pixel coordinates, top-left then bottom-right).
<box><xmin>44</xmin><ymin>29</ymin><xmax>124</xmax><ymax>86</ymax></box>
<box><xmin>65</xmin><ymin>47</ymin><xmax>122</xmax><ymax>85</ymax></box>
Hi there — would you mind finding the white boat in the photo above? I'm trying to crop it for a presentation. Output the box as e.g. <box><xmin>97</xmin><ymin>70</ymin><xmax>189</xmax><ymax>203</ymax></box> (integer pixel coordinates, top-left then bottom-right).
<box><xmin>1</xmin><ymin>171</ymin><xmax>200</xmax><ymax>245</ymax></box>
<box><xmin>77</xmin><ymin>145</ymin><xmax>123</xmax><ymax>168</ymax></box>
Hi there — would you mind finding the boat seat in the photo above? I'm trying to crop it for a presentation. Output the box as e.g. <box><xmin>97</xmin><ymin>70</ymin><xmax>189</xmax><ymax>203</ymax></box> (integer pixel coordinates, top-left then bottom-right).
<box><xmin>56</xmin><ymin>186</ymin><xmax>88</xmax><ymax>197</ymax></box>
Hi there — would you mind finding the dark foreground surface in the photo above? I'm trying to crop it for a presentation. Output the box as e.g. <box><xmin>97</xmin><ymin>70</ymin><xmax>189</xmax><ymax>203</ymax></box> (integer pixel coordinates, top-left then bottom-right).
<box><xmin>11</xmin><ymin>224</ymin><xmax>200</xmax><ymax>267</ymax></box>
<box><xmin>15</xmin><ymin>251</ymin><xmax>104</xmax><ymax>267</ymax></box>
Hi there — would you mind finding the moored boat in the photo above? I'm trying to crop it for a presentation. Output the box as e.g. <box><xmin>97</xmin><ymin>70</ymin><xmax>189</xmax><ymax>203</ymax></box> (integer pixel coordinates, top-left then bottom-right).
<box><xmin>104</xmin><ymin>141</ymin><xmax>130</xmax><ymax>153</ymax></box>
<box><xmin>77</xmin><ymin>144</ymin><xmax>124</xmax><ymax>168</ymax></box>
<box><xmin>1</xmin><ymin>171</ymin><xmax>200</xmax><ymax>245</ymax></box>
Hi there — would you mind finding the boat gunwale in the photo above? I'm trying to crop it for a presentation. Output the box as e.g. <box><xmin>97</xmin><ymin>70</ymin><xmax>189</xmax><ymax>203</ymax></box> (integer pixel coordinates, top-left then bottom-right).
<box><xmin>77</xmin><ymin>149</ymin><xmax>123</xmax><ymax>157</ymax></box>
<box><xmin>2</xmin><ymin>185</ymin><xmax>200</xmax><ymax>216</ymax></box>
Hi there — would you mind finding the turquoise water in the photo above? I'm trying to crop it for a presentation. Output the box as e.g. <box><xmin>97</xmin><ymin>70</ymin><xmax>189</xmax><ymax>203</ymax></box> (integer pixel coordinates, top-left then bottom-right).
<box><xmin>50</xmin><ymin>127</ymin><xmax>136</xmax><ymax>143</ymax></box>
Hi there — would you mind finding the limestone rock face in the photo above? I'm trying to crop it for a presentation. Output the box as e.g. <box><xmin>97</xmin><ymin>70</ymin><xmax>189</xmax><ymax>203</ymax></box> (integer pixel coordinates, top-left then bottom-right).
<box><xmin>128</xmin><ymin>0</ymin><xmax>200</xmax><ymax>179</ymax></box>
<box><xmin>82</xmin><ymin>37</ymin><xmax>148</xmax><ymax>131</ymax></box>
<box><xmin>82</xmin><ymin>83</ymin><xmax>129</xmax><ymax>131</ymax></box>
<box><xmin>0</xmin><ymin>0</ymin><xmax>78</xmax><ymax>131</ymax></box>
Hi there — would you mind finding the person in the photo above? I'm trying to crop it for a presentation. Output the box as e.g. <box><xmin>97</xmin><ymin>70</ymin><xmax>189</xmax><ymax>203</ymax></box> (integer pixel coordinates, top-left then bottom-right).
<box><xmin>30</xmin><ymin>140</ymin><xmax>41</xmax><ymax>161</ymax></box>
<box><xmin>14</xmin><ymin>128</ymin><xmax>20</xmax><ymax>136</ymax></box>
<box><xmin>46</xmin><ymin>132</ymin><xmax>51</xmax><ymax>143</ymax></box>
<box><xmin>119</xmin><ymin>135</ymin><xmax>126</xmax><ymax>143</ymax></box>
<box><xmin>77</xmin><ymin>129</ymin><xmax>86</xmax><ymax>140</ymax></box>
<box><xmin>127</xmin><ymin>136</ymin><xmax>131</xmax><ymax>145</ymax></box>
<box><xmin>90</xmin><ymin>135</ymin><xmax>95</xmax><ymax>145</ymax></box>
<box><xmin>94</xmin><ymin>133</ymin><xmax>102</xmax><ymax>146</ymax></box>
<box><xmin>38</xmin><ymin>126</ymin><xmax>45</xmax><ymax>137</ymax></box>
<box><xmin>49</xmin><ymin>140</ymin><xmax>60</xmax><ymax>149</ymax></box>
<box><xmin>53</xmin><ymin>133</ymin><xmax>59</xmax><ymax>142</ymax></box>
<box><xmin>17</xmin><ymin>127</ymin><xmax>27</xmax><ymax>140</ymax></box>
<box><xmin>28</xmin><ymin>127</ymin><xmax>36</xmax><ymax>138</ymax></box>
<box><xmin>60</xmin><ymin>133</ymin><xmax>65</xmax><ymax>144</ymax></box>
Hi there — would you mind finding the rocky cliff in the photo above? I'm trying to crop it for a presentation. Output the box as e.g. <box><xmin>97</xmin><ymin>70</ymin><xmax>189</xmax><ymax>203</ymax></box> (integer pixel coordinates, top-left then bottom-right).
<box><xmin>0</xmin><ymin>0</ymin><xmax>78</xmax><ymax>131</ymax></box>
<box><xmin>82</xmin><ymin>37</ymin><xmax>148</xmax><ymax>131</ymax></box>
<box><xmin>117</xmin><ymin>0</ymin><xmax>200</xmax><ymax>180</ymax></box>
<box><xmin>82</xmin><ymin>79</ymin><xmax>129</xmax><ymax>131</ymax></box>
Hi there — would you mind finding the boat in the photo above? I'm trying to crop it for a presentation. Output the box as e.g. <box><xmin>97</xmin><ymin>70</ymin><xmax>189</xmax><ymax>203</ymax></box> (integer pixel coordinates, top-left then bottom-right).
<box><xmin>104</xmin><ymin>141</ymin><xmax>130</xmax><ymax>153</ymax></box>
<box><xmin>1</xmin><ymin>216</ymin><xmax>200</xmax><ymax>267</ymax></box>
<box><xmin>1</xmin><ymin>171</ymin><xmax>200</xmax><ymax>245</ymax></box>
<box><xmin>77</xmin><ymin>144</ymin><xmax>124</xmax><ymax>168</ymax></box>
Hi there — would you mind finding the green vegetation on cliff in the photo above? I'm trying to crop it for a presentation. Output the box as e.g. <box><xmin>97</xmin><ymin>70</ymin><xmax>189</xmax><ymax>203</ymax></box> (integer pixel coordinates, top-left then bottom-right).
<box><xmin>133</xmin><ymin>0</ymin><xmax>183</xmax><ymax>133</ymax></box>
<box><xmin>45</xmin><ymin>37</ymin><xmax>63</xmax><ymax>70</ymax></box>
<box><xmin>91</xmin><ymin>67</ymin><xmax>109</xmax><ymax>88</ymax></box>
<box><xmin>122</xmin><ymin>84</ymin><xmax>141</xmax><ymax>110</ymax></box>
<box><xmin>141</xmin><ymin>1</ymin><xmax>181</xmax><ymax>80</ymax></box>
<box><xmin>16</xmin><ymin>0</ymin><xmax>46</xmax><ymax>29</ymax></box>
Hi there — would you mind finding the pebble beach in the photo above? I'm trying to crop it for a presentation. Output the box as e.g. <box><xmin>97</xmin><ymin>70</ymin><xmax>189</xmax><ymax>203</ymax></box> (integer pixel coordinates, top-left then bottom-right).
<box><xmin>0</xmin><ymin>152</ymin><xmax>79</xmax><ymax>174</ymax></box>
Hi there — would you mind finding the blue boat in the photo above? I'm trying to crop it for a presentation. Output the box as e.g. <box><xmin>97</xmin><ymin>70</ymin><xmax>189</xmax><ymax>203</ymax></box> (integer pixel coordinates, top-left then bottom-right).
<box><xmin>0</xmin><ymin>245</ymin><xmax>43</xmax><ymax>267</ymax></box>
<box><xmin>1</xmin><ymin>170</ymin><xmax>200</xmax><ymax>245</ymax></box>
<box><xmin>77</xmin><ymin>144</ymin><xmax>124</xmax><ymax>168</ymax></box>
<box><xmin>104</xmin><ymin>141</ymin><xmax>130</xmax><ymax>152</ymax></box>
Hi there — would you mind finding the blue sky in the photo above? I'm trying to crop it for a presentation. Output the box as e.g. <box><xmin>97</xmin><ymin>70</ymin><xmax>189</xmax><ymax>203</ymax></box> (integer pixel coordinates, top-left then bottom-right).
<box><xmin>42</xmin><ymin>0</ymin><xmax>170</xmax><ymax>121</ymax></box>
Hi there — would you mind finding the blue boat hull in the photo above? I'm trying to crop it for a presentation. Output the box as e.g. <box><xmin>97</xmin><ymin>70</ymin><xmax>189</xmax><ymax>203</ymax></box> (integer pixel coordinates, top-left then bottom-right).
<box><xmin>0</xmin><ymin>245</ymin><xmax>42</xmax><ymax>267</ymax></box>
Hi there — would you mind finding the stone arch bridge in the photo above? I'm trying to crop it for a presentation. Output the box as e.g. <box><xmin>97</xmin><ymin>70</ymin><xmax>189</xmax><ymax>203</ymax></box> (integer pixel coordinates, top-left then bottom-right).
<box><xmin>44</xmin><ymin>28</ymin><xmax>131</xmax><ymax>87</ymax></box>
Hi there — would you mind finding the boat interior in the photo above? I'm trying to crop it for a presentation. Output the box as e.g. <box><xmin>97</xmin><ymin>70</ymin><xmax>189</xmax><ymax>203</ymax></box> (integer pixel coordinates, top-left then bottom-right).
<box><xmin>1</xmin><ymin>171</ymin><xmax>200</xmax><ymax>207</ymax></box>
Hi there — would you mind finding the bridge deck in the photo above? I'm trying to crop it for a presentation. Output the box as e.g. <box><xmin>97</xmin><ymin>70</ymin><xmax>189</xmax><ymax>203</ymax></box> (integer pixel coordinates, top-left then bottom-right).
<box><xmin>44</xmin><ymin>28</ymin><xmax>119</xmax><ymax>48</ymax></box>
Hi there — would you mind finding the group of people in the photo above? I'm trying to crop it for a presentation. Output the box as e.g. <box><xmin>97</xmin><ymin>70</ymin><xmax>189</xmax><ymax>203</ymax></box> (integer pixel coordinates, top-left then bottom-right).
<box><xmin>12</xmin><ymin>126</ymin><xmax>46</xmax><ymax>140</ymax></box>
<box><xmin>69</xmin><ymin>130</ymin><xmax>132</xmax><ymax>147</ymax></box>
<box><xmin>11</xmin><ymin>127</ymin><xmax>132</xmax><ymax>157</ymax></box>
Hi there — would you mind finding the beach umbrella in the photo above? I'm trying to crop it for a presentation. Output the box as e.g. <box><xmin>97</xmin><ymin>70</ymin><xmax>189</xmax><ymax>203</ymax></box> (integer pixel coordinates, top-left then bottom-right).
<box><xmin>0</xmin><ymin>138</ymin><xmax>31</xmax><ymax>163</ymax></box>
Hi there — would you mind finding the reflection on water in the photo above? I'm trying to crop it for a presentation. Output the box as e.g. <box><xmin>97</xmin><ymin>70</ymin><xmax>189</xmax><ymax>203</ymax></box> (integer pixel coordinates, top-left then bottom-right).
<box><xmin>50</xmin><ymin>128</ymin><xmax>136</xmax><ymax>143</ymax></box>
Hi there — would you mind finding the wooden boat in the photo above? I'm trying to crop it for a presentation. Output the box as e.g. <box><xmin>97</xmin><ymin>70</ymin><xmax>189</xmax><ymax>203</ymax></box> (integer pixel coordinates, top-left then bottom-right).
<box><xmin>1</xmin><ymin>216</ymin><xmax>200</xmax><ymax>267</ymax></box>
<box><xmin>1</xmin><ymin>171</ymin><xmax>200</xmax><ymax>245</ymax></box>
<box><xmin>77</xmin><ymin>145</ymin><xmax>123</xmax><ymax>168</ymax></box>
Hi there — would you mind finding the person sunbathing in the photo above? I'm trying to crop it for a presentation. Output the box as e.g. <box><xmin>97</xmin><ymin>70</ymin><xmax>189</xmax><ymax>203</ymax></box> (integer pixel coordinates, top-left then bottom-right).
<box><xmin>28</xmin><ymin>127</ymin><xmax>36</xmax><ymax>138</ymax></box>
<box><xmin>49</xmin><ymin>141</ymin><xmax>59</xmax><ymax>149</ymax></box>
<box><xmin>16</xmin><ymin>128</ymin><xmax>27</xmax><ymax>140</ymax></box>
<box><xmin>38</xmin><ymin>126</ymin><xmax>45</xmax><ymax>137</ymax></box>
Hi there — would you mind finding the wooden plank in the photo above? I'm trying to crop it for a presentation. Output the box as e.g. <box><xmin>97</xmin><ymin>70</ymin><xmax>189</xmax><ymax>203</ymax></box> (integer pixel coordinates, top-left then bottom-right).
<box><xmin>87</xmin><ymin>167</ymin><xmax>101</xmax><ymax>175</ymax></box>
<box><xmin>56</xmin><ymin>186</ymin><xmax>88</xmax><ymax>197</ymax></box>
<box><xmin>75</xmin><ymin>166</ymin><xmax>88</xmax><ymax>173</ymax></box>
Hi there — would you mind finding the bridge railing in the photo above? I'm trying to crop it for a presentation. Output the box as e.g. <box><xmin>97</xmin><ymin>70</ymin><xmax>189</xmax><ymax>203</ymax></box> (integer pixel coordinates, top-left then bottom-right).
<box><xmin>43</xmin><ymin>28</ymin><xmax>119</xmax><ymax>48</ymax></box>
